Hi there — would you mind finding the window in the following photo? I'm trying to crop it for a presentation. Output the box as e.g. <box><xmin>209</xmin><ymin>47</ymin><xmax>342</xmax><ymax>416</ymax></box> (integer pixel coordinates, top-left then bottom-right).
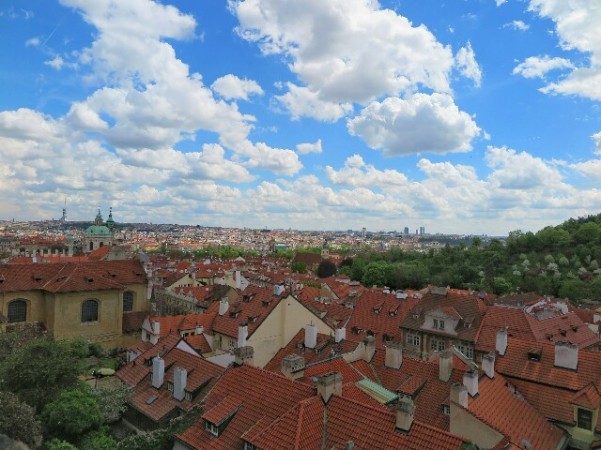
<box><xmin>167</xmin><ymin>382</ymin><xmax>174</xmax><ymax>393</ymax></box>
<box><xmin>205</xmin><ymin>420</ymin><xmax>219</xmax><ymax>436</ymax></box>
<box><xmin>433</xmin><ymin>318</ymin><xmax>445</xmax><ymax>330</ymax></box>
<box><xmin>457</xmin><ymin>344</ymin><xmax>474</xmax><ymax>359</ymax></box>
<box><xmin>406</xmin><ymin>334</ymin><xmax>420</xmax><ymax>347</ymax></box>
<box><xmin>123</xmin><ymin>291</ymin><xmax>134</xmax><ymax>312</ymax></box>
<box><xmin>228</xmin><ymin>338</ymin><xmax>237</xmax><ymax>351</ymax></box>
<box><xmin>81</xmin><ymin>299</ymin><xmax>99</xmax><ymax>322</ymax></box>
<box><xmin>577</xmin><ymin>408</ymin><xmax>593</xmax><ymax>430</ymax></box>
<box><xmin>431</xmin><ymin>338</ymin><xmax>446</xmax><ymax>352</ymax></box>
<box><xmin>185</xmin><ymin>391</ymin><xmax>192</xmax><ymax>401</ymax></box>
<box><xmin>7</xmin><ymin>299</ymin><xmax>27</xmax><ymax>323</ymax></box>
<box><xmin>442</xmin><ymin>405</ymin><xmax>450</xmax><ymax>416</ymax></box>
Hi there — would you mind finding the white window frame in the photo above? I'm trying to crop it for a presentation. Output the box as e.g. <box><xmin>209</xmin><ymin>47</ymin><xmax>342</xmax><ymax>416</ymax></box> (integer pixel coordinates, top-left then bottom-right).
<box><xmin>406</xmin><ymin>334</ymin><xmax>420</xmax><ymax>347</ymax></box>
<box><xmin>205</xmin><ymin>420</ymin><xmax>219</xmax><ymax>436</ymax></box>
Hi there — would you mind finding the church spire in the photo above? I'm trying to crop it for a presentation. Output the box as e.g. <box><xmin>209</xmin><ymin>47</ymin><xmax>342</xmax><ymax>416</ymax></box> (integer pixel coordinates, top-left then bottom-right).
<box><xmin>94</xmin><ymin>209</ymin><xmax>103</xmax><ymax>225</ymax></box>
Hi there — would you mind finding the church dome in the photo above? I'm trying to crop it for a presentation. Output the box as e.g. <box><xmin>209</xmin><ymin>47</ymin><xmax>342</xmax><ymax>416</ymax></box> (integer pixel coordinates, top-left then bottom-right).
<box><xmin>85</xmin><ymin>224</ymin><xmax>112</xmax><ymax>236</ymax></box>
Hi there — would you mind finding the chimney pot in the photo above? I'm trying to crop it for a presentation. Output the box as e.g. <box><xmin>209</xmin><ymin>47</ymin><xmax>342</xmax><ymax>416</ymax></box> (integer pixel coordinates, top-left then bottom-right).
<box><xmin>363</xmin><ymin>335</ymin><xmax>376</xmax><ymax>362</ymax></box>
<box><xmin>438</xmin><ymin>349</ymin><xmax>453</xmax><ymax>382</ymax></box>
<box><xmin>304</xmin><ymin>323</ymin><xmax>318</xmax><ymax>349</ymax></box>
<box><xmin>316</xmin><ymin>371</ymin><xmax>342</xmax><ymax>404</ymax></box>
<box><xmin>554</xmin><ymin>341</ymin><xmax>578</xmax><ymax>370</ymax></box>
<box><xmin>281</xmin><ymin>354</ymin><xmax>305</xmax><ymax>379</ymax></box>
<box><xmin>334</xmin><ymin>327</ymin><xmax>346</xmax><ymax>343</ymax></box>
<box><xmin>173</xmin><ymin>366</ymin><xmax>187</xmax><ymax>401</ymax></box>
<box><xmin>482</xmin><ymin>352</ymin><xmax>495</xmax><ymax>378</ymax></box>
<box><xmin>219</xmin><ymin>298</ymin><xmax>229</xmax><ymax>316</ymax></box>
<box><xmin>237</xmin><ymin>324</ymin><xmax>249</xmax><ymax>348</ymax></box>
<box><xmin>384</xmin><ymin>342</ymin><xmax>402</xmax><ymax>370</ymax></box>
<box><xmin>152</xmin><ymin>356</ymin><xmax>165</xmax><ymax>389</ymax></box>
<box><xmin>462</xmin><ymin>369</ymin><xmax>479</xmax><ymax>397</ymax></box>
<box><xmin>496</xmin><ymin>329</ymin><xmax>508</xmax><ymax>356</ymax></box>
<box><xmin>394</xmin><ymin>397</ymin><xmax>415</xmax><ymax>432</ymax></box>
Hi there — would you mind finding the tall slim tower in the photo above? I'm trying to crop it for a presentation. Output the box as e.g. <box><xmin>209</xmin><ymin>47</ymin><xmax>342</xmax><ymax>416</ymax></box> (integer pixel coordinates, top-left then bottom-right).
<box><xmin>61</xmin><ymin>199</ymin><xmax>67</xmax><ymax>223</ymax></box>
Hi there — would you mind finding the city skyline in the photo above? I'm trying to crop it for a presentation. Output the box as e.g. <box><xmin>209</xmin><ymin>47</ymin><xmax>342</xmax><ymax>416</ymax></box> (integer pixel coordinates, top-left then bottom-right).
<box><xmin>1</xmin><ymin>0</ymin><xmax>600</xmax><ymax>236</ymax></box>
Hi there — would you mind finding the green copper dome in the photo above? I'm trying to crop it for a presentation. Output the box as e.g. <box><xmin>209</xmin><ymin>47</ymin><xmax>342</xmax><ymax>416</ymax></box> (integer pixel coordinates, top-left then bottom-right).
<box><xmin>85</xmin><ymin>224</ymin><xmax>112</xmax><ymax>236</ymax></box>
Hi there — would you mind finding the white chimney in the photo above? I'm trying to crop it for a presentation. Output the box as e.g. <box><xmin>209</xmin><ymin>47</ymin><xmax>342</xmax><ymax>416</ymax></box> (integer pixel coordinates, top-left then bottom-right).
<box><xmin>334</xmin><ymin>327</ymin><xmax>346</xmax><ymax>343</ymax></box>
<box><xmin>554</xmin><ymin>341</ymin><xmax>578</xmax><ymax>370</ymax></box>
<box><xmin>450</xmin><ymin>383</ymin><xmax>468</xmax><ymax>408</ymax></box>
<box><xmin>219</xmin><ymin>297</ymin><xmax>229</xmax><ymax>316</ymax></box>
<box><xmin>394</xmin><ymin>397</ymin><xmax>415</xmax><ymax>432</ymax></box>
<box><xmin>152</xmin><ymin>356</ymin><xmax>165</xmax><ymax>388</ymax></box>
<box><xmin>238</xmin><ymin>324</ymin><xmax>249</xmax><ymax>348</ymax></box>
<box><xmin>195</xmin><ymin>325</ymin><xmax>204</xmax><ymax>335</ymax></box>
<box><xmin>384</xmin><ymin>342</ymin><xmax>402</xmax><ymax>370</ymax></box>
<box><xmin>235</xmin><ymin>270</ymin><xmax>241</xmax><ymax>289</ymax></box>
<box><xmin>363</xmin><ymin>335</ymin><xmax>376</xmax><ymax>362</ymax></box>
<box><xmin>305</xmin><ymin>323</ymin><xmax>317</xmax><ymax>349</ymax></box>
<box><xmin>482</xmin><ymin>352</ymin><xmax>495</xmax><ymax>379</ymax></box>
<box><xmin>150</xmin><ymin>320</ymin><xmax>160</xmax><ymax>345</ymax></box>
<box><xmin>316</xmin><ymin>371</ymin><xmax>342</xmax><ymax>404</ymax></box>
<box><xmin>173</xmin><ymin>366</ymin><xmax>187</xmax><ymax>401</ymax></box>
<box><xmin>439</xmin><ymin>349</ymin><xmax>453</xmax><ymax>382</ymax></box>
<box><xmin>496</xmin><ymin>329</ymin><xmax>508</xmax><ymax>356</ymax></box>
<box><xmin>463</xmin><ymin>370</ymin><xmax>479</xmax><ymax>397</ymax></box>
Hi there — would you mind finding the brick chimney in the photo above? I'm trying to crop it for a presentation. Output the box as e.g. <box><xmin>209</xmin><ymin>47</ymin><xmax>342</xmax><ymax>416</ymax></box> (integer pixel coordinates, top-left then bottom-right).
<box><xmin>219</xmin><ymin>297</ymin><xmax>229</xmax><ymax>316</ymax></box>
<box><xmin>305</xmin><ymin>323</ymin><xmax>317</xmax><ymax>349</ymax></box>
<box><xmin>281</xmin><ymin>354</ymin><xmax>305</xmax><ymax>379</ymax></box>
<box><xmin>237</xmin><ymin>323</ymin><xmax>248</xmax><ymax>348</ymax></box>
<box><xmin>393</xmin><ymin>397</ymin><xmax>415</xmax><ymax>432</ymax></box>
<box><xmin>334</xmin><ymin>326</ymin><xmax>346</xmax><ymax>343</ymax></box>
<box><xmin>173</xmin><ymin>366</ymin><xmax>187</xmax><ymax>401</ymax></box>
<box><xmin>363</xmin><ymin>335</ymin><xmax>376</xmax><ymax>362</ymax></box>
<box><xmin>234</xmin><ymin>345</ymin><xmax>254</xmax><ymax>366</ymax></box>
<box><xmin>316</xmin><ymin>371</ymin><xmax>342</xmax><ymax>404</ymax></box>
<box><xmin>450</xmin><ymin>383</ymin><xmax>468</xmax><ymax>408</ymax></box>
<box><xmin>384</xmin><ymin>342</ymin><xmax>402</xmax><ymax>370</ymax></box>
<box><xmin>496</xmin><ymin>329</ymin><xmax>507</xmax><ymax>356</ymax></box>
<box><xmin>554</xmin><ymin>341</ymin><xmax>578</xmax><ymax>370</ymax></box>
<box><xmin>438</xmin><ymin>349</ymin><xmax>453</xmax><ymax>382</ymax></box>
<box><xmin>482</xmin><ymin>352</ymin><xmax>495</xmax><ymax>379</ymax></box>
<box><xmin>463</xmin><ymin>370</ymin><xmax>478</xmax><ymax>397</ymax></box>
<box><xmin>152</xmin><ymin>356</ymin><xmax>165</xmax><ymax>388</ymax></box>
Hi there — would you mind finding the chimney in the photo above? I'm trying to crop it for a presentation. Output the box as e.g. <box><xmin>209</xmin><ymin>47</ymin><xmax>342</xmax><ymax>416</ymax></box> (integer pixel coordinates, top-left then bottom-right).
<box><xmin>334</xmin><ymin>326</ymin><xmax>346</xmax><ymax>343</ymax></box>
<box><xmin>305</xmin><ymin>323</ymin><xmax>317</xmax><ymax>349</ymax></box>
<box><xmin>235</xmin><ymin>270</ymin><xmax>241</xmax><ymax>289</ymax></box>
<box><xmin>316</xmin><ymin>371</ymin><xmax>342</xmax><ymax>404</ymax></box>
<box><xmin>150</xmin><ymin>320</ymin><xmax>160</xmax><ymax>345</ymax></box>
<box><xmin>363</xmin><ymin>335</ymin><xmax>376</xmax><ymax>362</ymax></box>
<box><xmin>281</xmin><ymin>354</ymin><xmax>305</xmax><ymax>379</ymax></box>
<box><xmin>237</xmin><ymin>324</ymin><xmax>248</xmax><ymax>348</ymax></box>
<box><xmin>482</xmin><ymin>352</ymin><xmax>495</xmax><ymax>379</ymax></box>
<box><xmin>393</xmin><ymin>397</ymin><xmax>415</xmax><ymax>432</ymax></box>
<box><xmin>234</xmin><ymin>345</ymin><xmax>254</xmax><ymax>366</ymax></box>
<box><xmin>152</xmin><ymin>356</ymin><xmax>165</xmax><ymax>388</ymax></box>
<box><xmin>384</xmin><ymin>342</ymin><xmax>402</xmax><ymax>370</ymax></box>
<box><xmin>173</xmin><ymin>366</ymin><xmax>187</xmax><ymax>401</ymax></box>
<box><xmin>219</xmin><ymin>297</ymin><xmax>229</xmax><ymax>316</ymax></box>
<box><xmin>463</xmin><ymin>370</ymin><xmax>479</xmax><ymax>397</ymax></box>
<box><xmin>554</xmin><ymin>341</ymin><xmax>578</xmax><ymax>370</ymax></box>
<box><xmin>195</xmin><ymin>325</ymin><xmax>204</xmax><ymax>335</ymax></box>
<box><xmin>496</xmin><ymin>329</ymin><xmax>507</xmax><ymax>356</ymax></box>
<box><xmin>438</xmin><ymin>349</ymin><xmax>453</xmax><ymax>382</ymax></box>
<box><xmin>450</xmin><ymin>383</ymin><xmax>468</xmax><ymax>408</ymax></box>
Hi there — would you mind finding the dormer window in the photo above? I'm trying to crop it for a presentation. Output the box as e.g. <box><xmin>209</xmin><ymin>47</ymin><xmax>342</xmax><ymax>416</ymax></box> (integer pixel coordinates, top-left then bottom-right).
<box><xmin>205</xmin><ymin>420</ymin><xmax>220</xmax><ymax>436</ymax></box>
<box><xmin>167</xmin><ymin>382</ymin><xmax>174</xmax><ymax>392</ymax></box>
<box><xmin>433</xmin><ymin>319</ymin><xmax>445</xmax><ymax>330</ymax></box>
<box><xmin>442</xmin><ymin>404</ymin><xmax>450</xmax><ymax>416</ymax></box>
<box><xmin>577</xmin><ymin>408</ymin><xmax>593</xmax><ymax>430</ymax></box>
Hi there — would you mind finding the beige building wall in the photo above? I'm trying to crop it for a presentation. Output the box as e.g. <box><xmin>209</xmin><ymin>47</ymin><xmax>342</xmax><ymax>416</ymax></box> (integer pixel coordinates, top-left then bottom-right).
<box><xmin>450</xmin><ymin>402</ymin><xmax>504</xmax><ymax>449</ymax></box>
<box><xmin>247</xmin><ymin>295</ymin><xmax>333</xmax><ymax>368</ymax></box>
<box><xmin>1</xmin><ymin>284</ymin><xmax>148</xmax><ymax>343</ymax></box>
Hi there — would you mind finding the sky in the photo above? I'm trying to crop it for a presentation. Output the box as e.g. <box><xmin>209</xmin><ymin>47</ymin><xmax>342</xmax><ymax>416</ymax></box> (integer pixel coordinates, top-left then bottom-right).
<box><xmin>1</xmin><ymin>0</ymin><xmax>600</xmax><ymax>236</ymax></box>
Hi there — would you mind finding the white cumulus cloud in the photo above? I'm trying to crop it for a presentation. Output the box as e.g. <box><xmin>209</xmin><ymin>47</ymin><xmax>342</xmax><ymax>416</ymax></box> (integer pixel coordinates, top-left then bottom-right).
<box><xmin>211</xmin><ymin>74</ymin><xmax>264</xmax><ymax>100</ymax></box>
<box><xmin>455</xmin><ymin>42</ymin><xmax>482</xmax><ymax>87</ymax></box>
<box><xmin>347</xmin><ymin>93</ymin><xmax>480</xmax><ymax>155</ymax></box>
<box><xmin>296</xmin><ymin>139</ymin><xmax>322</xmax><ymax>154</ymax></box>
<box><xmin>513</xmin><ymin>55</ymin><xmax>574</xmax><ymax>79</ymax></box>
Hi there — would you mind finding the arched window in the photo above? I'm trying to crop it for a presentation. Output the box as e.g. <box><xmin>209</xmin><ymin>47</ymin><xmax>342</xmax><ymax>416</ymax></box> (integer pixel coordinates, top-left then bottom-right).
<box><xmin>89</xmin><ymin>242</ymin><xmax>94</xmax><ymax>251</ymax></box>
<box><xmin>82</xmin><ymin>299</ymin><xmax>99</xmax><ymax>322</ymax></box>
<box><xmin>99</xmin><ymin>242</ymin><xmax>104</xmax><ymax>247</ymax></box>
<box><xmin>123</xmin><ymin>291</ymin><xmax>134</xmax><ymax>312</ymax></box>
<box><xmin>8</xmin><ymin>299</ymin><xmax>27</xmax><ymax>323</ymax></box>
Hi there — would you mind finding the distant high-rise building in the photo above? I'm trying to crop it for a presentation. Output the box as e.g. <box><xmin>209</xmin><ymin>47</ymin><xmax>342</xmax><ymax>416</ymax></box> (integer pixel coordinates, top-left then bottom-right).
<box><xmin>419</xmin><ymin>226</ymin><xmax>425</xmax><ymax>236</ymax></box>
<box><xmin>361</xmin><ymin>227</ymin><xmax>366</xmax><ymax>238</ymax></box>
<box><xmin>61</xmin><ymin>199</ymin><xmax>67</xmax><ymax>223</ymax></box>
<box><xmin>403</xmin><ymin>227</ymin><xmax>409</xmax><ymax>235</ymax></box>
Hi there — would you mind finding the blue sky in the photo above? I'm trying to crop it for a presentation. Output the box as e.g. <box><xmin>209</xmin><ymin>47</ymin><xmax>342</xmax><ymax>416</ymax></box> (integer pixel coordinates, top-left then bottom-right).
<box><xmin>1</xmin><ymin>0</ymin><xmax>600</xmax><ymax>235</ymax></box>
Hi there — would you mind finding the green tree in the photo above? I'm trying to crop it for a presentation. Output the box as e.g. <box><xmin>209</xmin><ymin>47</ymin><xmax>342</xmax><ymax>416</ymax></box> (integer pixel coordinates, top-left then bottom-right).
<box><xmin>45</xmin><ymin>439</ymin><xmax>78</xmax><ymax>450</ymax></box>
<box><xmin>80</xmin><ymin>428</ymin><xmax>118</xmax><ymax>450</ymax></box>
<box><xmin>0</xmin><ymin>338</ymin><xmax>81</xmax><ymax>411</ymax></box>
<box><xmin>43</xmin><ymin>388</ymin><xmax>102</xmax><ymax>439</ymax></box>
<box><xmin>92</xmin><ymin>382</ymin><xmax>131</xmax><ymax>424</ymax></box>
<box><xmin>290</xmin><ymin>261</ymin><xmax>307</xmax><ymax>274</ymax></box>
<box><xmin>117</xmin><ymin>430</ymin><xmax>170</xmax><ymax>450</ymax></box>
<box><xmin>0</xmin><ymin>391</ymin><xmax>43</xmax><ymax>449</ymax></box>
<box><xmin>361</xmin><ymin>262</ymin><xmax>388</xmax><ymax>287</ymax></box>
<box><xmin>574</xmin><ymin>222</ymin><xmax>601</xmax><ymax>245</ymax></box>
